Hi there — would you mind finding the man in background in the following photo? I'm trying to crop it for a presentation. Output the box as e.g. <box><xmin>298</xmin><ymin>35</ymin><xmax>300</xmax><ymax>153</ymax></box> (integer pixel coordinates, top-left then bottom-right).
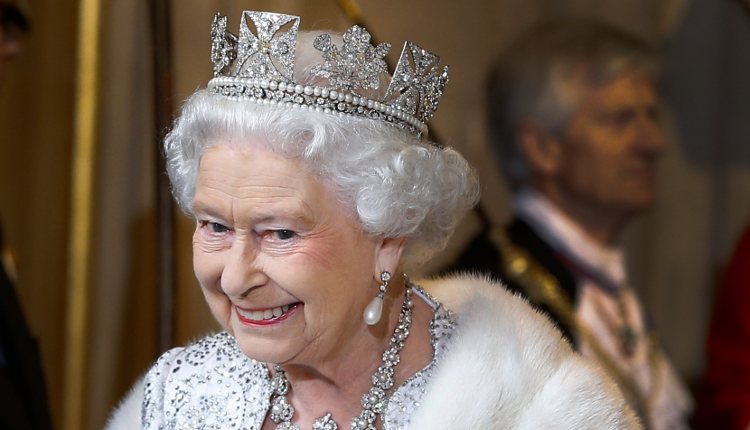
<box><xmin>0</xmin><ymin>1</ymin><xmax>53</xmax><ymax>428</ymax></box>
<box><xmin>0</xmin><ymin>0</ymin><xmax>24</xmax><ymax>82</ymax></box>
<box><xmin>448</xmin><ymin>20</ymin><xmax>692</xmax><ymax>429</ymax></box>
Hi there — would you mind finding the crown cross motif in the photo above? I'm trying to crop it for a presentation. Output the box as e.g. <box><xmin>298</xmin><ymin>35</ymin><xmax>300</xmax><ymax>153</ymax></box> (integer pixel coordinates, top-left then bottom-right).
<box><xmin>208</xmin><ymin>10</ymin><xmax>449</xmax><ymax>139</ymax></box>
<box><xmin>385</xmin><ymin>43</ymin><xmax>450</xmax><ymax>124</ymax></box>
<box><xmin>233</xmin><ymin>11</ymin><xmax>299</xmax><ymax>81</ymax></box>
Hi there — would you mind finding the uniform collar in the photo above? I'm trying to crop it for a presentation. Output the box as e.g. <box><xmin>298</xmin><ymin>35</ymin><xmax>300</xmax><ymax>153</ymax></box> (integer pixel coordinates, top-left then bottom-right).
<box><xmin>513</xmin><ymin>189</ymin><xmax>627</xmax><ymax>292</ymax></box>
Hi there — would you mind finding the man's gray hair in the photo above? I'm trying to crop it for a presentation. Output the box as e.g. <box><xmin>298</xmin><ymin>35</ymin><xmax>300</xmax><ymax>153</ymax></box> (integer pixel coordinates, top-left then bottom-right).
<box><xmin>487</xmin><ymin>20</ymin><xmax>659</xmax><ymax>191</ymax></box>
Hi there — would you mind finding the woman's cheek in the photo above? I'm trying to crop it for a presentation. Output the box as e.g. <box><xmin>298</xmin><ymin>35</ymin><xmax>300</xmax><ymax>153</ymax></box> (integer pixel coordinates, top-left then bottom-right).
<box><xmin>289</xmin><ymin>231</ymin><xmax>347</xmax><ymax>270</ymax></box>
<box><xmin>193</xmin><ymin>251</ymin><xmax>223</xmax><ymax>290</ymax></box>
<box><xmin>202</xmin><ymin>289</ymin><xmax>233</xmax><ymax>333</ymax></box>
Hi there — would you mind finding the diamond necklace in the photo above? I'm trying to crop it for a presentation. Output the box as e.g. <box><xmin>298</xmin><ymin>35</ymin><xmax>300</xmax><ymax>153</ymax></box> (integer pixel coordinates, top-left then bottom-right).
<box><xmin>269</xmin><ymin>286</ymin><xmax>414</xmax><ymax>430</ymax></box>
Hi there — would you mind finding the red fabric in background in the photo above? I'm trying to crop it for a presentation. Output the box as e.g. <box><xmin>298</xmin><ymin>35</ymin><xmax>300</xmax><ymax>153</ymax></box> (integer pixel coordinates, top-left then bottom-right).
<box><xmin>697</xmin><ymin>225</ymin><xmax>750</xmax><ymax>430</ymax></box>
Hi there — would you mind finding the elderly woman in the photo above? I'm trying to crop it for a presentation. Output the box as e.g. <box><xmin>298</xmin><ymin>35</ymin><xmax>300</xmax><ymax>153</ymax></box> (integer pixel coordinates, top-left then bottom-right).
<box><xmin>107</xmin><ymin>10</ymin><xmax>639</xmax><ymax>429</ymax></box>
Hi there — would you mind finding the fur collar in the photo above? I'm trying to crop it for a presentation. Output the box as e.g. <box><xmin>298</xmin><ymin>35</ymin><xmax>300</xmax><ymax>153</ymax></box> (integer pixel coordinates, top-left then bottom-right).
<box><xmin>412</xmin><ymin>274</ymin><xmax>639</xmax><ymax>428</ymax></box>
<box><xmin>106</xmin><ymin>274</ymin><xmax>639</xmax><ymax>429</ymax></box>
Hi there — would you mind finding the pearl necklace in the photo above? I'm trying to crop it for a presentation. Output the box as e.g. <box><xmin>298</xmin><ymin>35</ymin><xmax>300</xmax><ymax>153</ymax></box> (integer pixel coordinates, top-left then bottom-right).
<box><xmin>269</xmin><ymin>286</ymin><xmax>414</xmax><ymax>430</ymax></box>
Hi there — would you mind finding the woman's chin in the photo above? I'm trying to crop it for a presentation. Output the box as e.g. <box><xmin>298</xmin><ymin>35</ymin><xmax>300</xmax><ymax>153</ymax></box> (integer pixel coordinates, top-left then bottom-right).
<box><xmin>234</xmin><ymin>336</ymin><xmax>298</xmax><ymax>365</ymax></box>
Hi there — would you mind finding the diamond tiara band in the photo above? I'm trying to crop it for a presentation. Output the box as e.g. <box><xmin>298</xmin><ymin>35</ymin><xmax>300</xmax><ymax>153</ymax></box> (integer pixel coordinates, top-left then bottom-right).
<box><xmin>208</xmin><ymin>10</ymin><xmax>450</xmax><ymax>139</ymax></box>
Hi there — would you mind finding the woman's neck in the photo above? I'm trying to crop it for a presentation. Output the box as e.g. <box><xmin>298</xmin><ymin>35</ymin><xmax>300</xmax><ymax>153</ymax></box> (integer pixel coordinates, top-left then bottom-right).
<box><xmin>269</xmin><ymin>281</ymin><xmax>434</xmax><ymax>428</ymax></box>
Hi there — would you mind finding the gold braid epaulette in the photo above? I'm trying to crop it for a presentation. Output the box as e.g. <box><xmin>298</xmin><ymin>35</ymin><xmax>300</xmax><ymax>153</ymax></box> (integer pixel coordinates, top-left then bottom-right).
<box><xmin>489</xmin><ymin>226</ymin><xmax>660</xmax><ymax>421</ymax></box>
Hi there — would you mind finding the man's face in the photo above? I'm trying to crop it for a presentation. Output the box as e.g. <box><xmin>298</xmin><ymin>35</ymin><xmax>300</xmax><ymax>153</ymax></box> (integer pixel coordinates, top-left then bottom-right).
<box><xmin>555</xmin><ymin>71</ymin><xmax>665</xmax><ymax>218</ymax></box>
<box><xmin>0</xmin><ymin>8</ymin><xmax>24</xmax><ymax>83</ymax></box>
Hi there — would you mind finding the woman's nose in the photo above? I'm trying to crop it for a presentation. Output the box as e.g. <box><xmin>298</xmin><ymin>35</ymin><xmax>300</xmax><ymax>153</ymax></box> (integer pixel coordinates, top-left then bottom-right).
<box><xmin>220</xmin><ymin>239</ymin><xmax>267</xmax><ymax>299</ymax></box>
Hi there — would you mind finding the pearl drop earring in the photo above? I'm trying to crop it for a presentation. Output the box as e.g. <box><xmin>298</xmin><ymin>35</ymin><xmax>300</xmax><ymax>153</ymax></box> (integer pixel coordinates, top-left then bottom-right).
<box><xmin>363</xmin><ymin>271</ymin><xmax>391</xmax><ymax>325</ymax></box>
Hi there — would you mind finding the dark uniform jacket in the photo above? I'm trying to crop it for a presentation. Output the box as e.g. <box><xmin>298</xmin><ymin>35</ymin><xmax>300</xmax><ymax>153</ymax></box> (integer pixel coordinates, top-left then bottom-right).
<box><xmin>0</xmin><ymin>240</ymin><xmax>52</xmax><ymax>429</ymax></box>
<box><xmin>446</xmin><ymin>217</ymin><xmax>581</xmax><ymax>344</ymax></box>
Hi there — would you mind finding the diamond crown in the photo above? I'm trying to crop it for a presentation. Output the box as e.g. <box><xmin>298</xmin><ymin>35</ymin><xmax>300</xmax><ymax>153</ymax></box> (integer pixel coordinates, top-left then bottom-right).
<box><xmin>209</xmin><ymin>11</ymin><xmax>449</xmax><ymax>138</ymax></box>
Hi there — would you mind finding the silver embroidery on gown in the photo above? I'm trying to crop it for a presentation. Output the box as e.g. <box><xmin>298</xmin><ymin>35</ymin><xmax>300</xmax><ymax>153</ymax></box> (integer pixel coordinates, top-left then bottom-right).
<box><xmin>141</xmin><ymin>287</ymin><xmax>456</xmax><ymax>429</ymax></box>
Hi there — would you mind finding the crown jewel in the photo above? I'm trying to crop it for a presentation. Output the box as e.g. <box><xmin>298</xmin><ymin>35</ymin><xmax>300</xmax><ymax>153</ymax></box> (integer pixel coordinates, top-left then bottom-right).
<box><xmin>208</xmin><ymin>10</ymin><xmax>449</xmax><ymax>138</ymax></box>
<box><xmin>311</xmin><ymin>26</ymin><xmax>391</xmax><ymax>92</ymax></box>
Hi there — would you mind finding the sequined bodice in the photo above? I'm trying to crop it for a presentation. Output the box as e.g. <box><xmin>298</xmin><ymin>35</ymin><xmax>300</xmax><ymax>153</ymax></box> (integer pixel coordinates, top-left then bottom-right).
<box><xmin>141</xmin><ymin>287</ymin><xmax>456</xmax><ymax>429</ymax></box>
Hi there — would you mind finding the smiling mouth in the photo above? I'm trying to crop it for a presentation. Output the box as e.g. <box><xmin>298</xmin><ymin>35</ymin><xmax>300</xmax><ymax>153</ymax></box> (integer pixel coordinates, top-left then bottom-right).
<box><xmin>235</xmin><ymin>303</ymin><xmax>300</xmax><ymax>325</ymax></box>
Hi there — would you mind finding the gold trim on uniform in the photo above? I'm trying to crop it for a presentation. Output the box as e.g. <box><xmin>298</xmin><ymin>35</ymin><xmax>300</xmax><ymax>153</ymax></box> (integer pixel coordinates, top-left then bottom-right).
<box><xmin>490</xmin><ymin>226</ymin><xmax>662</xmax><ymax>421</ymax></box>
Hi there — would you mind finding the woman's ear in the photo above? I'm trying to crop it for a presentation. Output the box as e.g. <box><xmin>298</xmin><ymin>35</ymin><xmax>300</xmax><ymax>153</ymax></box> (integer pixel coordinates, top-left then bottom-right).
<box><xmin>373</xmin><ymin>237</ymin><xmax>406</xmax><ymax>278</ymax></box>
<box><xmin>517</xmin><ymin>119</ymin><xmax>563</xmax><ymax>177</ymax></box>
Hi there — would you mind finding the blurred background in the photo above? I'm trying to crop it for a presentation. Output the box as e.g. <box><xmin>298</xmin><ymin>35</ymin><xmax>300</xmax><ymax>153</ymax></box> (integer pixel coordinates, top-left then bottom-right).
<box><xmin>0</xmin><ymin>0</ymin><xmax>748</xmax><ymax>428</ymax></box>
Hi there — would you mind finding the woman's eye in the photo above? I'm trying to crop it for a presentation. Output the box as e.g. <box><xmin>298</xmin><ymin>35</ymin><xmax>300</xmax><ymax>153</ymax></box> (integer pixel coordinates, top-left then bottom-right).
<box><xmin>201</xmin><ymin>221</ymin><xmax>229</xmax><ymax>234</ymax></box>
<box><xmin>274</xmin><ymin>229</ymin><xmax>296</xmax><ymax>240</ymax></box>
<box><xmin>211</xmin><ymin>223</ymin><xmax>229</xmax><ymax>233</ymax></box>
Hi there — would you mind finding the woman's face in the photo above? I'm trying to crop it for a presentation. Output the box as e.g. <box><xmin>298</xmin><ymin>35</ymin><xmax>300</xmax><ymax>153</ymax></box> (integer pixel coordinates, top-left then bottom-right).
<box><xmin>191</xmin><ymin>142</ymin><xmax>392</xmax><ymax>367</ymax></box>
